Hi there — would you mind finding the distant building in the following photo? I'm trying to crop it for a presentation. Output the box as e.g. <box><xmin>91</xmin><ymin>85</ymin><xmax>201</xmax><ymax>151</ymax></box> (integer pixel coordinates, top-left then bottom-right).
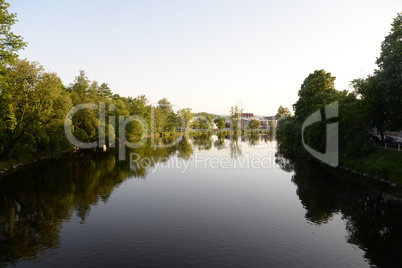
<box><xmin>222</xmin><ymin>113</ymin><xmax>277</xmax><ymax>130</ymax></box>
<box><xmin>240</xmin><ymin>113</ymin><xmax>277</xmax><ymax>129</ymax></box>
<box><xmin>241</xmin><ymin>113</ymin><xmax>254</xmax><ymax>118</ymax></box>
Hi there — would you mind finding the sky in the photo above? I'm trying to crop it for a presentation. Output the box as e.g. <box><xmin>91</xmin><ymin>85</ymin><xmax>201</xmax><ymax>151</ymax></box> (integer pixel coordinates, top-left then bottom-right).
<box><xmin>8</xmin><ymin>0</ymin><xmax>401</xmax><ymax>116</ymax></box>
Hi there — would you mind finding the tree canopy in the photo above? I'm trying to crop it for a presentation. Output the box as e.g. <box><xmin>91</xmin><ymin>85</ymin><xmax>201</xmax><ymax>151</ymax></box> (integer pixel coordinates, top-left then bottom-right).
<box><xmin>276</xmin><ymin>105</ymin><xmax>291</xmax><ymax>119</ymax></box>
<box><xmin>373</xmin><ymin>12</ymin><xmax>402</xmax><ymax>131</ymax></box>
<box><xmin>0</xmin><ymin>0</ymin><xmax>26</xmax><ymax>70</ymax></box>
<box><xmin>293</xmin><ymin>70</ymin><xmax>336</xmax><ymax>121</ymax></box>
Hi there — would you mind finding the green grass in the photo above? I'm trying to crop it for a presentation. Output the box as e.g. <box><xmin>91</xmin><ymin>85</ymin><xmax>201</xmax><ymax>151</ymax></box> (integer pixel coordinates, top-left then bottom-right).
<box><xmin>342</xmin><ymin>147</ymin><xmax>402</xmax><ymax>184</ymax></box>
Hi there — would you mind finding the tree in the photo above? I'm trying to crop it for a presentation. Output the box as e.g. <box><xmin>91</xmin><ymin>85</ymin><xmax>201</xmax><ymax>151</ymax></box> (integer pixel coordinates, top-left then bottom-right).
<box><xmin>153</xmin><ymin>98</ymin><xmax>177</xmax><ymax>132</ymax></box>
<box><xmin>199</xmin><ymin>115</ymin><xmax>213</xmax><ymax>130</ymax></box>
<box><xmin>351</xmin><ymin>76</ymin><xmax>386</xmax><ymax>140</ymax></box>
<box><xmin>123</xmin><ymin>95</ymin><xmax>151</xmax><ymax>137</ymax></box>
<box><xmin>350</xmin><ymin>13</ymin><xmax>402</xmax><ymax>138</ymax></box>
<box><xmin>68</xmin><ymin>70</ymin><xmax>91</xmax><ymax>104</ymax></box>
<box><xmin>230</xmin><ymin>105</ymin><xmax>243</xmax><ymax>131</ymax></box>
<box><xmin>276</xmin><ymin>105</ymin><xmax>291</xmax><ymax>119</ymax></box>
<box><xmin>0</xmin><ymin>0</ymin><xmax>26</xmax><ymax>70</ymax></box>
<box><xmin>276</xmin><ymin>116</ymin><xmax>301</xmax><ymax>151</ymax></box>
<box><xmin>178</xmin><ymin>108</ymin><xmax>193</xmax><ymax>129</ymax></box>
<box><xmin>293</xmin><ymin>69</ymin><xmax>336</xmax><ymax>121</ymax></box>
<box><xmin>248</xmin><ymin>119</ymin><xmax>260</xmax><ymax>129</ymax></box>
<box><xmin>214</xmin><ymin>117</ymin><xmax>226</xmax><ymax>130</ymax></box>
<box><xmin>97</xmin><ymin>82</ymin><xmax>113</xmax><ymax>98</ymax></box>
<box><xmin>0</xmin><ymin>0</ymin><xmax>28</xmax><ymax>155</ymax></box>
<box><xmin>373</xmin><ymin>12</ymin><xmax>402</xmax><ymax>131</ymax></box>
<box><xmin>67</xmin><ymin>71</ymin><xmax>99</xmax><ymax>143</ymax></box>
<box><xmin>1</xmin><ymin>60</ymin><xmax>72</xmax><ymax>156</ymax></box>
<box><xmin>278</xmin><ymin>69</ymin><xmax>371</xmax><ymax>159</ymax></box>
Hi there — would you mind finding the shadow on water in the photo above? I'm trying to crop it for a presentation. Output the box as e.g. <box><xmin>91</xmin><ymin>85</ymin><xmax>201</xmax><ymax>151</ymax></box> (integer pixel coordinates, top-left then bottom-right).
<box><xmin>0</xmin><ymin>137</ymin><xmax>189</xmax><ymax>265</ymax></box>
<box><xmin>1</xmin><ymin>135</ymin><xmax>402</xmax><ymax>267</ymax></box>
<box><xmin>276</xmin><ymin>146</ymin><xmax>402</xmax><ymax>267</ymax></box>
<box><xmin>0</xmin><ymin>152</ymin><xmax>128</xmax><ymax>265</ymax></box>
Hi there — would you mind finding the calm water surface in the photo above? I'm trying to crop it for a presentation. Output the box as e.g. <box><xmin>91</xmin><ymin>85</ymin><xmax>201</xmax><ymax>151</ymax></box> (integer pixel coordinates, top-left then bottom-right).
<box><xmin>1</xmin><ymin>135</ymin><xmax>402</xmax><ymax>267</ymax></box>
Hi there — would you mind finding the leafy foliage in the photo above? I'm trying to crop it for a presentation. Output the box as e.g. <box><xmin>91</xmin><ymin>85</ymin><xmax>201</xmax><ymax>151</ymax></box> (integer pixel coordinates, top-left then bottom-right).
<box><xmin>248</xmin><ymin>119</ymin><xmax>260</xmax><ymax>129</ymax></box>
<box><xmin>0</xmin><ymin>0</ymin><xmax>26</xmax><ymax>69</ymax></box>
<box><xmin>275</xmin><ymin>105</ymin><xmax>291</xmax><ymax>119</ymax></box>
<box><xmin>277</xmin><ymin>69</ymin><xmax>372</xmax><ymax>161</ymax></box>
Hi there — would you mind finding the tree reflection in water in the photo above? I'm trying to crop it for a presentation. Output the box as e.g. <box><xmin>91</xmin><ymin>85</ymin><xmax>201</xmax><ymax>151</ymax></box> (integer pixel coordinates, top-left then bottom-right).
<box><xmin>2</xmin><ymin>135</ymin><xmax>402</xmax><ymax>267</ymax></box>
<box><xmin>213</xmin><ymin>134</ymin><xmax>226</xmax><ymax>150</ymax></box>
<box><xmin>0</xmin><ymin>137</ymin><xmax>187</xmax><ymax>265</ymax></box>
<box><xmin>192</xmin><ymin>134</ymin><xmax>213</xmax><ymax>151</ymax></box>
<box><xmin>276</xmin><ymin>146</ymin><xmax>402</xmax><ymax>267</ymax></box>
<box><xmin>229</xmin><ymin>134</ymin><xmax>242</xmax><ymax>159</ymax></box>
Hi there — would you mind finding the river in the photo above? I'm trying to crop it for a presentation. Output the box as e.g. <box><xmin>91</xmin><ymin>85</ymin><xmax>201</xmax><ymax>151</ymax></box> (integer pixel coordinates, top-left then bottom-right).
<box><xmin>1</xmin><ymin>134</ymin><xmax>401</xmax><ymax>267</ymax></box>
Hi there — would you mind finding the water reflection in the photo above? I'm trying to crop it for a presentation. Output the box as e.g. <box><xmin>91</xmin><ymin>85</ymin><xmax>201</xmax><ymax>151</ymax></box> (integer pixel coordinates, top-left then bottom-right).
<box><xmin>1</xmin><ymin>135</ymin><xmax>402</xmax><ymax>267</ymax></box>
<box><xmin>0</xmin><ymin>152</ymin><xmax>129</xmax><ymax>265</ymax></box>
<box><xmin>213</xmin><ymin>134</ymin><xmax>226</xmax><ymax>150</ymax></box>
<box><xmin>276</xmin><ymin>146</ymin><xmax>402</xmax><ymax>267</ymax></box>
<box><xmin>229</xmin><ymin>134</ymin><xmax>242</xmax><ymax>159</ymax></box>
<box><xmin>176</xmin><ymin>136</ymin><xmax>194</xmax><ymax>160</ymax></box>
<box><xmin>0</xmin><ymin>135</ymin><xmax>221</xmax><ymax>265</ymax></box>
<box><xmin>192</xmin><ymin>134</ymin><xmax>213</xmax><ymax>150</ymax></box>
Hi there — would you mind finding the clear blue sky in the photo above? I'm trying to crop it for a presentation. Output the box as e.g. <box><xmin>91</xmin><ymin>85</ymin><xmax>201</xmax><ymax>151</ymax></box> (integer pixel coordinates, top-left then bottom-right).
<box><xmin>9</xmin><ymin>0</ymin><xmax>401</xmax><ymax>115</ymax></box>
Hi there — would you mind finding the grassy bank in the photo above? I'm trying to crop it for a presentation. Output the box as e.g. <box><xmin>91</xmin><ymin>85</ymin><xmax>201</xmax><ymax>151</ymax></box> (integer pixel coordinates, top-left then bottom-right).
<box><xmin>341</xmin><ymin>147</ymin><xmax>402</xmax><ymax>184</ymax></box>
<box><xmin>0</xmin><ymin>150</ymin><xmax>71</xmax><ymax>174</ymax></box>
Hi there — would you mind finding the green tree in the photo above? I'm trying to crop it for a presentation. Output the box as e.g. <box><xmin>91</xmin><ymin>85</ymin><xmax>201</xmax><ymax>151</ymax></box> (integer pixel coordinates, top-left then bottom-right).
<box><xmin>68</xmin><ymin>71</ymin><xmax>99</xmax><ymax>143</ymax></box>
<box><xmin>153</xmin><ymin>98</ymin><xmax>177</xmax><ymax>132</ymax></box>
<box><xmin>97</xmin><ymin>82</ymin><xmax>113</xmax><ymax>98</ymax></box>
<box><xmin>293</xmin><ymin>69</ymin><xmax>336</xmax><ymax>121</ymax></box>
<box><xmin>214</xmin><ymin>117</ymin><xmax>226</xmax><ymax>130</ymax></box>
<box><xmin>178</xmin><ymin>108</ymin><xmax>194</xmax><ymax>129</ymax></box>
<box><xmin>351</xmin><ymin>76</ymin><xmax>386</xmax><ymax>140</ymax></box>
<box><xmin>198</xmin><ymin>115</ymin><xmax>213</xmax><ymax>130</ymax></box>
<box><xmin>0</xmin><ymin>0</ymin><xmax>26</xmax><ymax>71</ymax></box>
<box><xmin>373</xmin><ymin>12</ymin><xmax>402</xmax><ymax>131</ymax></box>
<box><xmin>68</xmin><ymin>70</ymin><xmax>91</xmax><ymax>104</ymax></box>
<box><xmin>1</xmin><ymin>60</ymin><xmax>72</xmax><ymax>156</ymax></box>
<box><xmin>123</xmin><ymin>95</ymin><xmax>151</xmax><ymax>137</ymax></box>
<box><xmin>278</xmin><ymin>69</ymin><xmax>371</xmax><ymax>159</ymax></box>
<box><xmin>0</xmin><ymin>0</ymin><xmax>27</xmax><ymax>155</ymax></box>
<box><xmin>276</xmin><ymin>105</ymin><xmax>291</xmax><ymax>119</ymax></box>
<box><xmin>248</xmin><ymin>119</ymin><xmax>260</xmax><ymax>129</ymax></box>
<box><xmin>350</xmin><ymin>13</ymin><xmax>402</xmax><ymax>139</ymax></box>
<box><xmin>230</xmin><ymin>105</ymin><xmax>243</xmax><ymax>131</ymax></box>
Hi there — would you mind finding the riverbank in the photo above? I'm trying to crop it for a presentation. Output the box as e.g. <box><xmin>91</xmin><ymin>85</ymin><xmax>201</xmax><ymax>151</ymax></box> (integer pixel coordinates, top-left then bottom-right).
<box><xmin>1</xmin><ymin>131</ymin><xmax>272</xmax><ymax>174</ymax></box>
<box><xmin>154</xmin><ymin>129</ymin><xmax>272</xmax><ymax>137</ymax></box>
<box><xmin>0</xmin><ymin>150</ymin><xmax>74</xmax><ymax>175</ymax></box>
<box><xmin>341</xmin><ymin>147</ymin><xmax>402</xmax><ymax>185</ymax></box>
<box><xmin>277</xmin><ymin>141</ymin><xmax>402</xmax><ymax>187</ymax></box>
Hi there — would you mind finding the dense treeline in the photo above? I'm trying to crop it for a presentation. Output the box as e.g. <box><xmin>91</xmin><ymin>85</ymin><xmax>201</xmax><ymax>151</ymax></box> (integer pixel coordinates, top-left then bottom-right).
<box><xmin>0</xmin><ymin>61</ymin><xmax>209</xmax><ymax>162</ymax></box>
<box><xmin>276</xmin><ymin>12</ymin><xmax>402</xmax><ymax>168</ymax></box>
<box><xmin>276</xmin><ymin>70</ymin><xmax>370</xmax><ymax>160</ymax></box>
<box><xmin>0</xmin><ymin>1</ymin><xmax>222</xmax><ymax>166</ymax></box>
<box><xmin>0</xmin><ymin>57</ymin><xmax>198</xmax><ymax>159</ymax></box>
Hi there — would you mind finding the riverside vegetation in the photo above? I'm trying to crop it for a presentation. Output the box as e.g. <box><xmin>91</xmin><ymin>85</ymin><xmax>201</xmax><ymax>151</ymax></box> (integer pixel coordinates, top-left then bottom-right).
<box><xmin>0</xmin><ymin>1</ymin><xmax>269</xmax><ymax>171</ymax></box>
<box><xmin>276</xmin><ymin>12</ymin><xmax>402</xmax><ymax>183</ymax></box>
<box><xmin>0</xmin><ymin>0</ymin><xmax>401</xmax><ymax>183</ymax></box>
